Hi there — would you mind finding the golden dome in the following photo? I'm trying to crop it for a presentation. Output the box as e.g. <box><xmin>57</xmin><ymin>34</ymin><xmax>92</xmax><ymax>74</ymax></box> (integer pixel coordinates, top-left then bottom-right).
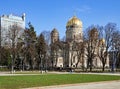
<box><xmin>66</xmin><ymin>16</ymin><xmax>82</xmax><ymax>27</ymax></box>
<box><xmin>99</xmin><ymin>38</ymin><xmax>105</xmax><ymax>44</ymax></box>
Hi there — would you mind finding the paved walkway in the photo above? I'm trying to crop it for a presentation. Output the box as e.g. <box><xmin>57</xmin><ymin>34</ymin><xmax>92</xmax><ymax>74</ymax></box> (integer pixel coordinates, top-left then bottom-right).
<box><xmin>25</xmin><ymin>81</ymin><xmax>120</xmax><ymax>89</ymax></box>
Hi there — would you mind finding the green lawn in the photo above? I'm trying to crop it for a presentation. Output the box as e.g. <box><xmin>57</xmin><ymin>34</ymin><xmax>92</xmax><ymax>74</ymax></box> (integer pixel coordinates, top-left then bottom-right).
<box><xmin>0</xmin><ymin>74</ymin><xmax>120</xmax><ymax>89</ymax></box>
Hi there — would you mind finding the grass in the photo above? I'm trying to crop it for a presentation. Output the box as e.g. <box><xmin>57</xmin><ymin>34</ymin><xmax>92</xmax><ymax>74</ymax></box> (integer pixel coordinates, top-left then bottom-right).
<box><xmin>0</xmin><ymin>74</ymin><xmax>120</xmax><ymax>89</ymax></box>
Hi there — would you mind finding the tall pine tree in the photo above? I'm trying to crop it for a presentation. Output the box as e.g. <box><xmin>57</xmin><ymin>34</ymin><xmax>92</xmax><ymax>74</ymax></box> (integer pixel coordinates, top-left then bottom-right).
<box><xmin>36</xmin><ymin>33</ymin><xmax>46</xmax><ymax>71</ymax></box>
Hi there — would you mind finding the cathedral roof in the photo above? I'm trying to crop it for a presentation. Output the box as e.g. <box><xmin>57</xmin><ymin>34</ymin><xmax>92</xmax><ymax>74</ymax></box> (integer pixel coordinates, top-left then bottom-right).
<box><xmin>66</xmin><ymin>16</ymin><xmax>82</xmax><ymax>27</ymax></box>
<box><xmin>51</xmin><ymin>28</ymin><xmax>58</xmax><ymax>33</ymax></box>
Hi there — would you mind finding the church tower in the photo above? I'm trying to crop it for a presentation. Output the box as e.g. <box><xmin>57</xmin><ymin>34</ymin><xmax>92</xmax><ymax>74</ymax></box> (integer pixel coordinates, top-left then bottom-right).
<box><xmin>51</xmin><ymin>28</ymin><xmax>59</xmax><ymax>43</ymax></box>
<box><xmin>66</xmin><ymin>16</ymin><xmax>83</xmax><ymax>42</ymax></box>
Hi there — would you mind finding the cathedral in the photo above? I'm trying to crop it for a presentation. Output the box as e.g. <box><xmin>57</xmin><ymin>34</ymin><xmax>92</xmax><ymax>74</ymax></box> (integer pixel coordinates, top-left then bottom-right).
<box><xmin>50</xmin><ymin>16</ymin><xmax>109</xmax><ymax>69</ymax></box>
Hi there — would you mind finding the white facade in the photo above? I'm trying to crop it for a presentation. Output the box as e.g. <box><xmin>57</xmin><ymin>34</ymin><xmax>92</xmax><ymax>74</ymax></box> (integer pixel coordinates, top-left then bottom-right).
<box><xmin>51</xmin><ymin>16</ymin><xmax>109</xmax><ymax>69</ymax></box>
<box><xmin>0</xmin><ymin>13</ymin><xmax>25</xmax><ymax>46</ymax></box>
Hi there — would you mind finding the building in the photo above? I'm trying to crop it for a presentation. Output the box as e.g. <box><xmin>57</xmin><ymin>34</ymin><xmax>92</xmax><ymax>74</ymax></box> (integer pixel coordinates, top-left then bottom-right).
<box><xmin>51</xmin><ymin>16</ymin><xmax>109</xmax><ymax>69</ymax></box>
<box><xmin>0</xmin><ymin>13</ymin><xmax>25</xmax><ymax>46</ymax></box>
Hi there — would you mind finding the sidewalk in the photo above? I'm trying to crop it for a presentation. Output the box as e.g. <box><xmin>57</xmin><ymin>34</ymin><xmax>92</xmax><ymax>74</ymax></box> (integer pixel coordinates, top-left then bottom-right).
<box><xmin>25</xmin><ymin>80</ymin><xmax>120</xmax><ymax>89</ymax></box>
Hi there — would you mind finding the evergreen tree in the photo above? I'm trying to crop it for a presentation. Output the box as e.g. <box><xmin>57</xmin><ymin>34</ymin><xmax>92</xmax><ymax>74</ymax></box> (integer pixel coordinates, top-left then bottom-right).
<box><xmin>24</xmin><ymin>22</ymin><xmax>37</xmax><ymax>70</ymax></box>
<box><xmin>36</xmin><ymin>33</ymin><xmax>46</xmax><ymax>71</ymax></box>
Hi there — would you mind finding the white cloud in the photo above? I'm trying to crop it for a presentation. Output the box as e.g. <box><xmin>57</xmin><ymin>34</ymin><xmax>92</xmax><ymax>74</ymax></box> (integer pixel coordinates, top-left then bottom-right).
<box><xmin>76</xmin><ymin>5</ymin><xmax>92</xmax><ymax>13</ymax></box>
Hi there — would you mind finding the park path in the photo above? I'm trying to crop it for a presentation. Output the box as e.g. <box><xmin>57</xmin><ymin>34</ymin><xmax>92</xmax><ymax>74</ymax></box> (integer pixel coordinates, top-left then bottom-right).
<box><xmin>25</xmin><ymin>80</ymin><xmax>120</xmax><ymax>89</ymax></box>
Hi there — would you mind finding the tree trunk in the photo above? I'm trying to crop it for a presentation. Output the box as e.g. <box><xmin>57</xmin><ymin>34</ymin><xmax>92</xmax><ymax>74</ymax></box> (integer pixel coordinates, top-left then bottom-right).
<box><xmin>38</xmin><ymin>55</ymin><xmax>41</xmax><ymax>70</ymax></box>
<box><xmin>86</xmin><ymin>60</ymin><xmax>89</xmax><ymax>72</ymax></box>
<box><xmin>51</xmin><ymin>60</ymin><xmax>54</xmax><ymax>70</ymax></box>
<box><xmin>102</xmin><ymin>63</ymin><xmax>105</xmax><ymax>72</ymax></box>
<box><xmin>90</xmin><ymin>59</ymin><xmax>92</xmax><ymax>72</ymax></box>
<box><xmin>90</xmin><ymin>66</ymin><xmax>92</xmax><ymax>72</ymax></box>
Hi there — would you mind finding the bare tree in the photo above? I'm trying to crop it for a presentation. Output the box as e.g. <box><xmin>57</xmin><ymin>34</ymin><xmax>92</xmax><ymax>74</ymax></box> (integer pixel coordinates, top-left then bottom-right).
<box><xmin>111</xmin><ymin>30</ymin><xmax>120</xmax><ymax>71</ymax></box>
<box><xmin>96</xmin><ymin>26</ymin><xmax>108</xmax><ymax>72</ymax></box>
<box><xmin>84</xmin><ymin>27</ymin><xmax>99</xmax><ymax>72</ymax></box>
<box><xmin>15</xmin><ymin>39</ymin><xmax>25</xmax><ymax>70</ymax></box>
<box><xmin>101</xmin><ymin>23</ymin><xmax>117</xmax><ymax>71</ymax></box>
<box><xmin>7</xmin><ymin>24</ymin><xmax>22</xmax><ymax>73</ymax></box>
<box><xmin>97</xmin><ymin>38</ymin><xmax>107</xmax><ymax>71</ymax></box>
<box><xmin>76</xmin><ymin>42</ymin><xmax>84</xmax><ymax>69</ymax></box>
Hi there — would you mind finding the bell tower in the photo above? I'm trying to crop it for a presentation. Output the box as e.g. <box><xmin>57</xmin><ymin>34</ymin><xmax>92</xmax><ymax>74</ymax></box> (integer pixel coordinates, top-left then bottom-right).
<box><xmin>66</xmin><ymin>16</ymin><xmax>83</xmax><ymax>42</ymax></box>
<box><xmin>51</xmin><ymin>28</ymin><xmax>59</xmax><ymax>44</ymax></box>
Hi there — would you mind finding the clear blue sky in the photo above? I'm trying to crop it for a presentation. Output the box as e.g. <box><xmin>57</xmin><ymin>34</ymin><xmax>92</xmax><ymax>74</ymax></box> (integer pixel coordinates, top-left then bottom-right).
<box><xmin>0</xmin><ymin>0</ymin><xmax>120</xmax><ymax>38</ymax></box>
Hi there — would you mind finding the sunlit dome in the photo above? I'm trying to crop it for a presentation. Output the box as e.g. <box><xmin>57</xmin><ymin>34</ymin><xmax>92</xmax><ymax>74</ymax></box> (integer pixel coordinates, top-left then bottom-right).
<box><xmin>100</xmin><ymin>38</ymin><xmax>105</xmax><ymax>44</ymax></box>
<box><xmin>66</xmin><ymin>16</ymin><xmax>82</xmax><ymax>27</ymax></box>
